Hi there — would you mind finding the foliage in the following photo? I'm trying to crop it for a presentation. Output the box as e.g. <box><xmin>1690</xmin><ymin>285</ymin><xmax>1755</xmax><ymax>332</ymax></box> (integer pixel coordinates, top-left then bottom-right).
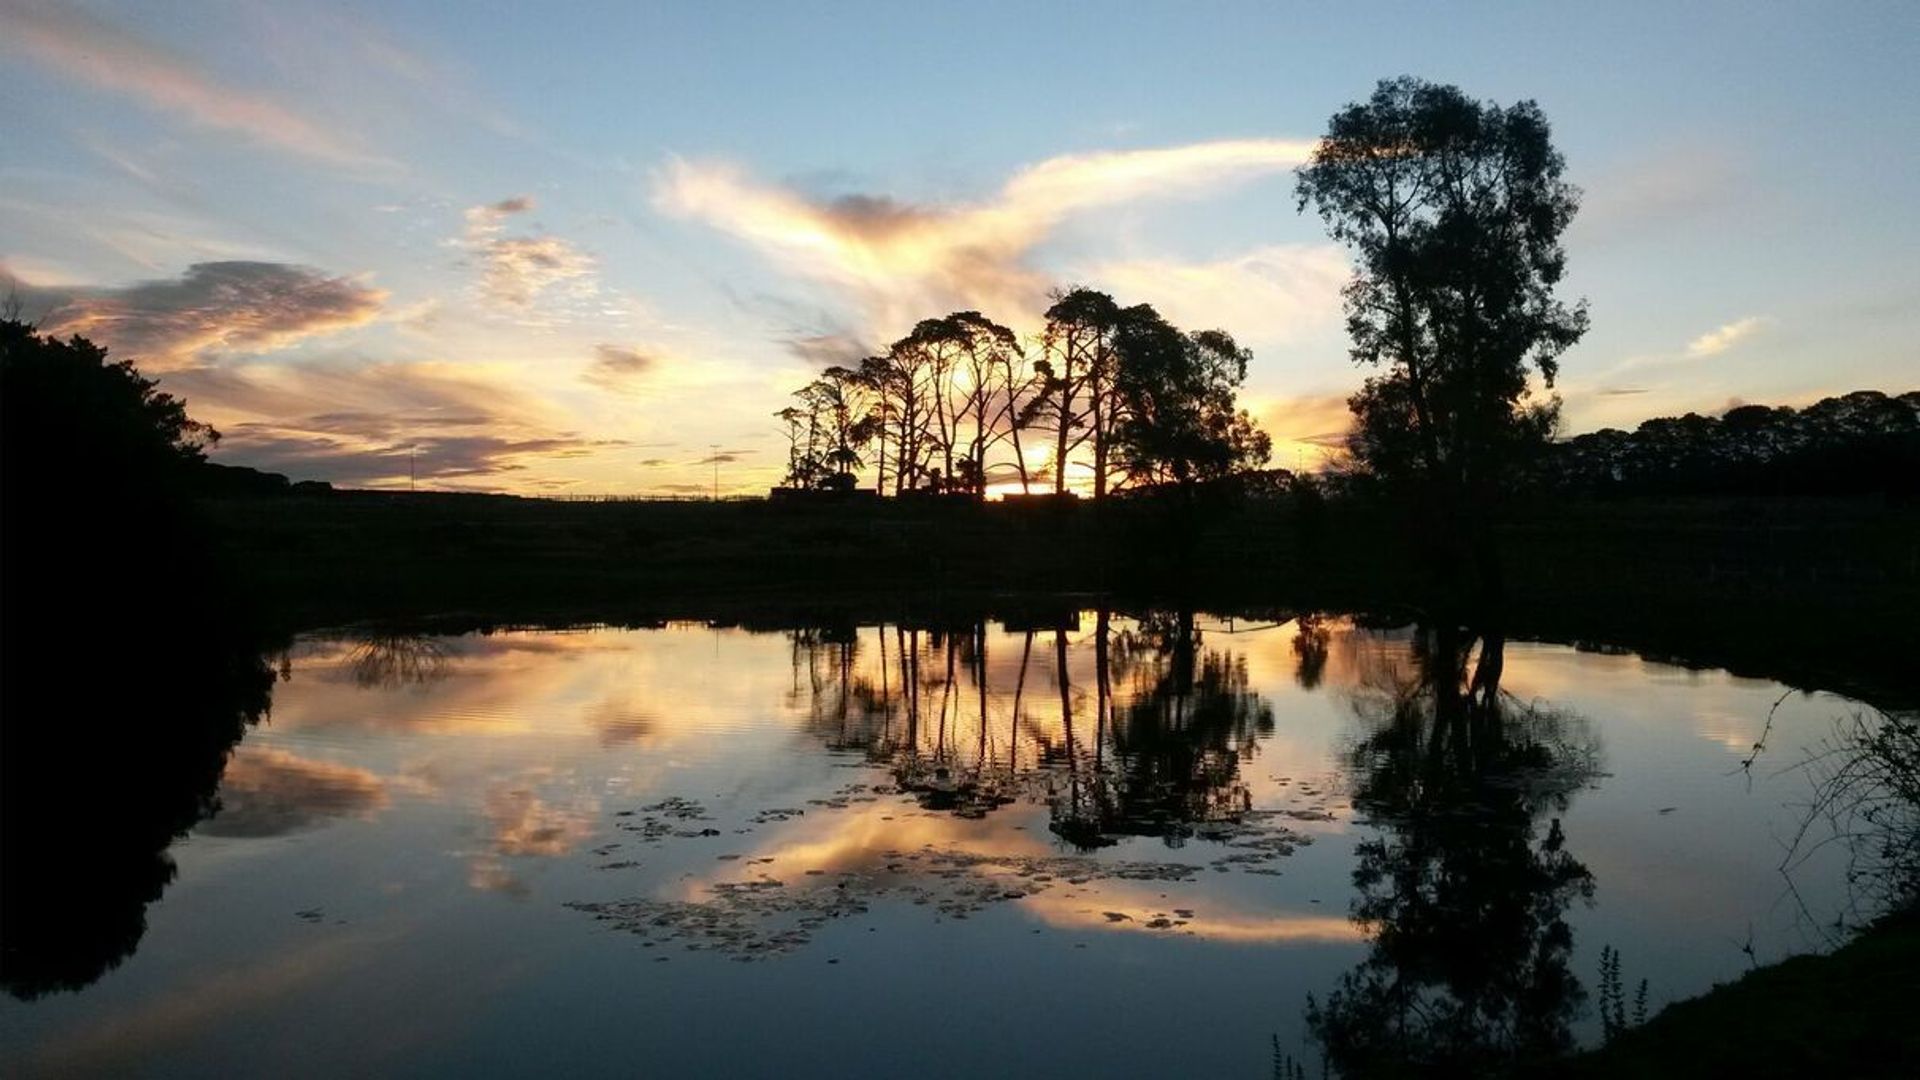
<box><xmin>775</xmin><ymin>291</ymin><xmax>1272</xmax><ymax>499</ymax></box>
<box><xmin>1597</xmin><ymin>945</ymin><xmax>1649</xmax><ymax>1043</ymax></box>
<box><xmin>1111</xmin><ymin>315</ymin><xmax>1273</xmax><ymax>490</ymax></box>
<box><xmin>1532</xmin><ymin>390</ymin><xmax>1920</xmax><ymax>497</ymax></box>
<box><xmin>1296</xmin><ymin>77</ymin><xmax>1587</xmax><ymax>507</ymax></box>
<box><xmin>1</xmin><ymin>318</ymin><xmax>220</xmax><ymax>497</ymax></box>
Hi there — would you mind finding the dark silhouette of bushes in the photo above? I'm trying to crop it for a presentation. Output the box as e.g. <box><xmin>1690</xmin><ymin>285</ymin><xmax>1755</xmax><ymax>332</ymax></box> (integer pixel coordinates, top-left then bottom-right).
<box><xmin>2</xmin><ymin>319</ymin><xmax>278</xmax><ymax>998</ymax></box>
<box><xmin>1531</xmin><ymin>391</ymin><xmax>1920</xmax><ymax>497</ymax></box>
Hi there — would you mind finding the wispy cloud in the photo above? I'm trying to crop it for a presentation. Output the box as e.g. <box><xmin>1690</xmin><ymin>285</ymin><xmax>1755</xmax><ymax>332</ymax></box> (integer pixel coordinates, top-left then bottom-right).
<box><xmin>165</xmin><ymin>359</ymin><xmax>628</xmax><ymax>488</ymax></box>
<box><xmin>581</xmin><ymin>343</ymin><xmax>658</xmax><ymax>393</ymax></box>
<box><xmin>1256</xmin><ymin>394</ymin><xmax>1354</xmax><ymax>466</ymax></box>
<box><xmin>2</xmin><ymin>0</ymin><xmax>385</xmax><ymax>167</ymax></box>
<box><xmin>1686</xmin><ymin>315</ymin><xmax>1770</xmax><ymax>357</ymax></box>
<box><xmin>459</xmin><ymin>195</ymin><xmax>597</xmax><ymax>309</ymax></box>
<box><xmin>652</xmin><ymin>137</ymin><xmax>1315</xmax><ymax>337</ymax></box>
<box><xmin>1084</xmin><ymin>243</ymin><xmax>1348</xmax><ymax>346</ymax></box>
<box><xmin>36</xmin><ymin>261</ymin><xmax>386</xmax><ymax>370</ymax></box>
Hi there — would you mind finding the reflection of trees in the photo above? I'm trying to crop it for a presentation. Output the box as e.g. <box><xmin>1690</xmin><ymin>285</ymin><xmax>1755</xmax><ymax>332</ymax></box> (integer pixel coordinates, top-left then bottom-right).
<box><xmin>785</xmin><ymin>610</ymin><xmax>1274</xmax><ymax>847</ymax></box>
<box><xmin>1308</xmin><ymin>623</ymin><xmax>1602</xmax><ymax>1078</ymax></box>
<box><xmin>347</xmin><ymin>633</ymin><xmax>449</xmax><ymax>688</ymax></box>
<box><xmin>1052</xmin><ymin>611</ymin><xmax>1275</xmax><ymax>848</ymax></box>
<box><xmin>0</xmin><ymin>620</ymin><xmax>278</xmax><ymax>1000</ymax></box>
<box><xmin>1293</xmin><ymin>613</ymin><xmax>1331</xmax><ymax>689</ymax></box>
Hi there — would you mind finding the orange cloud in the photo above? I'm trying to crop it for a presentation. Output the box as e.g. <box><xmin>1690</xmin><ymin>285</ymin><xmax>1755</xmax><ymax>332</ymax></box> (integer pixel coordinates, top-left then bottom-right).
<box><xmin>459</xmin><ymin>195</ymin><xmax>597</xmax><ymax>310</ymax></box>
<box><xmin>163</xmin><ymin>358</ymin><xmax>629</xmax><ymax>487</ymax></box>
<box><xmin>1256</xmin><ymin>394</ymin><xmax>1354</xmax><ymax>467</ymax></box>
<box><xmin>653</xmin><ymin>137</ymin><xmax>1315</xmax><ymax>338</ymax></box>
<box><xmin>36</xmin><ymin>261</ymin><xmax>387</xmax><ymax>372</ymax></box>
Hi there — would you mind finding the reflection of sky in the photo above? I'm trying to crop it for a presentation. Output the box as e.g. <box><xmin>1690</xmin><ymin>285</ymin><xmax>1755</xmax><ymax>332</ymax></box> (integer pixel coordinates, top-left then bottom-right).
<box><xmin>0</xmin><ymin>618</ymin><xmax>1876</xmax><ymax>1076</ymax></box>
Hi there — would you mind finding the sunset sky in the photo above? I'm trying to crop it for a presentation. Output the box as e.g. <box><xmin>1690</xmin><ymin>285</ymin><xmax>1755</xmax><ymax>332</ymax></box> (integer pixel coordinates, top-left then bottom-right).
<box><xmin>3</xmin><ymin>0</ymin><xmax>1915</xmax><ymax>495</ymax></box>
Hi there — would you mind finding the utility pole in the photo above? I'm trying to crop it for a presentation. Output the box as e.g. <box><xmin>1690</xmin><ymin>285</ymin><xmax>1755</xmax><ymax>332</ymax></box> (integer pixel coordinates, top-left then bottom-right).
<box><xmin>710</xmin><ymin>443</ymin><xmax>719</xmax><ymax>501</ymax></box>
<box><xmin>410</xmin><ymin>444</ymin><xmax>417</xmax><ymax>492</ymax></box>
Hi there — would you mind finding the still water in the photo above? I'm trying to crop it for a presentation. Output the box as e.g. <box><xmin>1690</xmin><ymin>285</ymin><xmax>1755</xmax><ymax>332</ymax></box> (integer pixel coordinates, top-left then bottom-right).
<box><xmin>0</xmin><ymin>613</ymin><xmax>1886</xmax><ymax>1077</ymax></box>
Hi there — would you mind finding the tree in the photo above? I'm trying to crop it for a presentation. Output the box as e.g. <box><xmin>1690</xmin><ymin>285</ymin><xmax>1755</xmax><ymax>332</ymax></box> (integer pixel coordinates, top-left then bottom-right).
<box><xmin>1031</xmin><ymin>288</ymin><xmax>1122</xmax><ymax>495</ymax></box>
<box><xmin>1</xmin><ymin>319</ymin><xmax>219</xmax><ymax>494</ymax></box>
<box><xmin>2</xmin><ymin>319</ymin><xmax>276</xmax><ymax>999</ymax></box>
<box><xmin>1296</xmin><ymin>77</ymin><xmax>1588</xmax><ymax>588</ymax></box>
<box><xmin>1110</xmin><ymin>310</ymin><xmax>1273</xmax><ymax>493</ymax></box>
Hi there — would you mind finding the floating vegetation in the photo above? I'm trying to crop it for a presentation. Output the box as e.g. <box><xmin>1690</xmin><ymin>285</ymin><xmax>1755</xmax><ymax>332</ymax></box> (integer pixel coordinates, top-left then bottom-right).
<box><xmin>570</xmin><ymin>791</ymin><xmax>1321</xmax><ymax>959</ymax></box>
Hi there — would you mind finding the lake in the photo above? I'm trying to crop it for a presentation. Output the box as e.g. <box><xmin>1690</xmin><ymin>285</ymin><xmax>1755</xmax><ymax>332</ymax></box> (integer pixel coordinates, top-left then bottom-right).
<box><xmin>0</xmin><ymin>611</ymin><xmax>1889</xmax><ymax>1077</ymax></box>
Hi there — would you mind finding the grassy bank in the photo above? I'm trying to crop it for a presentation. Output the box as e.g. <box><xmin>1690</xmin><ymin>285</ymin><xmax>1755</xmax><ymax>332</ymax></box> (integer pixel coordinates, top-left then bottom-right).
<box><xmin>1544</xmin><ymin>911</ymin><xmax>1920</xmax><ymax>1078</ymax></box>
<box><xmin>202</xmin><ymin>491</ymin><xmax>1919</xmax><ymax>706</ymax></box>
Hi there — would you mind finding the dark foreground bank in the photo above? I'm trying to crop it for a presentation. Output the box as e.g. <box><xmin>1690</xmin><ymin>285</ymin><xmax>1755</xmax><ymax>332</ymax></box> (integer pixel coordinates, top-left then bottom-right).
<box><xmin>1546</xmin><ymin>910</ymin><xmax>1920</xmax><ymax>1078</ymax></box>
<box><xmin>204</xmin><ymin>490</ymin><xmax>1920</xmax><ymax>709</ymax></box>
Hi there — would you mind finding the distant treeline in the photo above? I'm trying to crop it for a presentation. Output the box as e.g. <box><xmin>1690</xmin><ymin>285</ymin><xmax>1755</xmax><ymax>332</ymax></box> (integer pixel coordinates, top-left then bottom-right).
<box><xmin>1529</xmin><ymin>390</ymin><xmax>1920</xmax><ymax>497</ymax></box>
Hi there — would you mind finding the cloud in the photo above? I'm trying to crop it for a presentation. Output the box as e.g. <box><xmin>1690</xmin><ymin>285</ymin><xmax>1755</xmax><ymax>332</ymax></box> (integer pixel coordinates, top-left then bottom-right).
<box><xmin>35</xmin><ymin>261</ymin><xmax>386</xmax><ymax>371</ymax></box>
<box><xmin>652</xmin><ymin>137</ymin><xmax>1315</xmax><ymax>337</ymax></box>
<box><xmin>197</xmin><ymin>747</ymin><xmax>389</xmax><ymax>837</ymax></box>
<box><xmin>459</xmin><ymin>195</ymin><xmax>596</xmax><ymax>308</ymax></box>
<box><xmin>1084</xmin><ymin>244</ymin><xmax>1348</xmax><ymax>345</ymax></box>
<box><xmin>1256</xmin><ymin>394</ymin><xmax>1354</xmax><ymax>466</ymax></box>
<box><xmin>163</xmin><ymin>360</ymin><xmax>629</xmax><ymax>487</ymax></box>
<box><xmin>2</xmin><ymin>0</ymin><xmax>382</xmax><ymax>167</ymax></box>
<box><xmin>581</xmin><ymin>343</ymin><xmax>658</xmax><ymax>393</ymax></box>
<box><xmin>1686</xmin><ymin>316</ymin><xmax>1770</xmax><ymax>357</ymax></box>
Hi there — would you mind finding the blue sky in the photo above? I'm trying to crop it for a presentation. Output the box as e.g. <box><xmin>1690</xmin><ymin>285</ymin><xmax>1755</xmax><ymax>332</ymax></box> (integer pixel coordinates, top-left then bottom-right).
<box><xmin>3</xmin><ymin>0</ymin><xmax>1915</xmax><ymax>492</ymax></box>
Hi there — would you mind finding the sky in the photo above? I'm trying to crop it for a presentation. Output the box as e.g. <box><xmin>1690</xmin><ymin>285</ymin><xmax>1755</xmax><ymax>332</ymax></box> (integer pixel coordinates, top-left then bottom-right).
<box><xmin>3</xmin><ymin>0</ymin><xmax>1916</xmax><ymax>495</ymax></box>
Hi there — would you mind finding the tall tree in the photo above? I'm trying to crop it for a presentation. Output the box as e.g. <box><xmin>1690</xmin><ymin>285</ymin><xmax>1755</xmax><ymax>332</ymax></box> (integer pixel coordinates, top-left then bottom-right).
<box><xmin>1296</xmin><ymin>77</ymin><xmax>1587</xmax><ymax>588</ymax></box>
<box><xmin>1032</xmin><ymin>288</ymin><xmax>1121</xmax><ymax>496</ymax></box>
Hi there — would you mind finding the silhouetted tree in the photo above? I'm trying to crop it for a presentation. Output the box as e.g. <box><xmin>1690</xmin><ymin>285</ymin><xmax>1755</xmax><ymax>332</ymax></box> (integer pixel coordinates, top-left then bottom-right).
<box><xmin>1111</xmin><ymin>314</ymin><xmax>1274</xmax><ymax>494</ymax></box>
<box><xmin>1297</xmin><ymin>77</ymin><xmax>1588</xmax><ymax>595</ymax></box>
<box><xmin>2</xmin><ymin>319</ymin><xmax>278</xmax><ymax>998</ymax></box>
<box><xmin>1032</xmin><ymin>288</ymin><xmax>1122</xmax><ymax>495</ymax></box>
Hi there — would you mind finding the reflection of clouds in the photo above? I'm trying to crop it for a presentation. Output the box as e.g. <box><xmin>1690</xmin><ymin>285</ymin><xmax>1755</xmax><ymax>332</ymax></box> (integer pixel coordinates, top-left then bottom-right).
<box><xmin>1019</xmin><ymin>885</ymin><xmax>1361</xmax><ymax>943</ymax></box>
<box><xmin>198</xmin><ymin>748</ymin><xmax>389</xmax><ymax>837</ymax></box>
<box><xmin>23</xmin><ymin>927</ymin><xmax>403</xmax><ymax>1075</ymax></box>
<box><xmin>467</xmin><ymin>778</ymin><xmax>598</xmax><ymax>896</ymax></box>
<box><xmin>486</xmin><ymin>786</ymin><xmax>596</xmax><ymax>857</ymax></box>
<box><xmin>677</xmin><ymin>802</ymin><xmax>1355</xmax><ymax>943</ymax></box>
<box><xmin>681</xmin><ymin>803</ymin><xmax>1047</xmax><ymax>897</ymax></box>
<box><xmin>590</xmin><ymin>704</ymin><xmax>655</xmax><ymax>747</ymax></box>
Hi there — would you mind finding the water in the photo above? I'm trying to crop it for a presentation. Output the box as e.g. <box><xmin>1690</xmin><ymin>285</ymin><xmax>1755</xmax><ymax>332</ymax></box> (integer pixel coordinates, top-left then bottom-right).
<box><xmin>0</xmin><ymin>613</ymin><xmax>1888</xmax><ymax>1077</ymax></box>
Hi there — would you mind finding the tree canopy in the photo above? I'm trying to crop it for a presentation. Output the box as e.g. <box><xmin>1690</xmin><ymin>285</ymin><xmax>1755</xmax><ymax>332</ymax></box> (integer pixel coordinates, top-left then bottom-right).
<box><xmin>1297</xmin><ymin>77</ymin><xmax>1587</xmax><ymax>505</ymax></box>
<box><xmin>773</xmin><ymin>291</ymin><xmax>1271</xmax><ymax>499</ymax></box>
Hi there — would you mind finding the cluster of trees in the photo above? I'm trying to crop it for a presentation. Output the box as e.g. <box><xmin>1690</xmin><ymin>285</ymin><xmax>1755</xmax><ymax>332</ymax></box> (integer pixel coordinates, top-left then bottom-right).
<box><xmin>1531</xmin><ymin>390</ymin><xmax>1920</xmax><ymax>497</ymax></box>
<box><xmin>776</xmin><ymin>288</ymin><xmax>1272</xmax><ymax>498</ymax></box>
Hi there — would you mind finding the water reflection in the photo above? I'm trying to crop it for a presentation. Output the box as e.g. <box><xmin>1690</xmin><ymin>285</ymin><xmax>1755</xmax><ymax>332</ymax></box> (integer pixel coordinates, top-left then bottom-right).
<box><xmin>0</xmin><ymin>626</ymin><xmax>279</xmax><ymax>1000</ymax></box>
<box><xmin>1308</xmin><ymin>622</ymin><xmax>1604</xmax><ymax>1078</ymax></box>
<box><xmin>0</xmin><ymin>612</ymin><xmax>1891</xmax><ymax>1079</ymax></box>
<box><xmin>783</xmin><ymin>609</ymin><xmax>1278</xmax><ymax>850</ymax></box>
